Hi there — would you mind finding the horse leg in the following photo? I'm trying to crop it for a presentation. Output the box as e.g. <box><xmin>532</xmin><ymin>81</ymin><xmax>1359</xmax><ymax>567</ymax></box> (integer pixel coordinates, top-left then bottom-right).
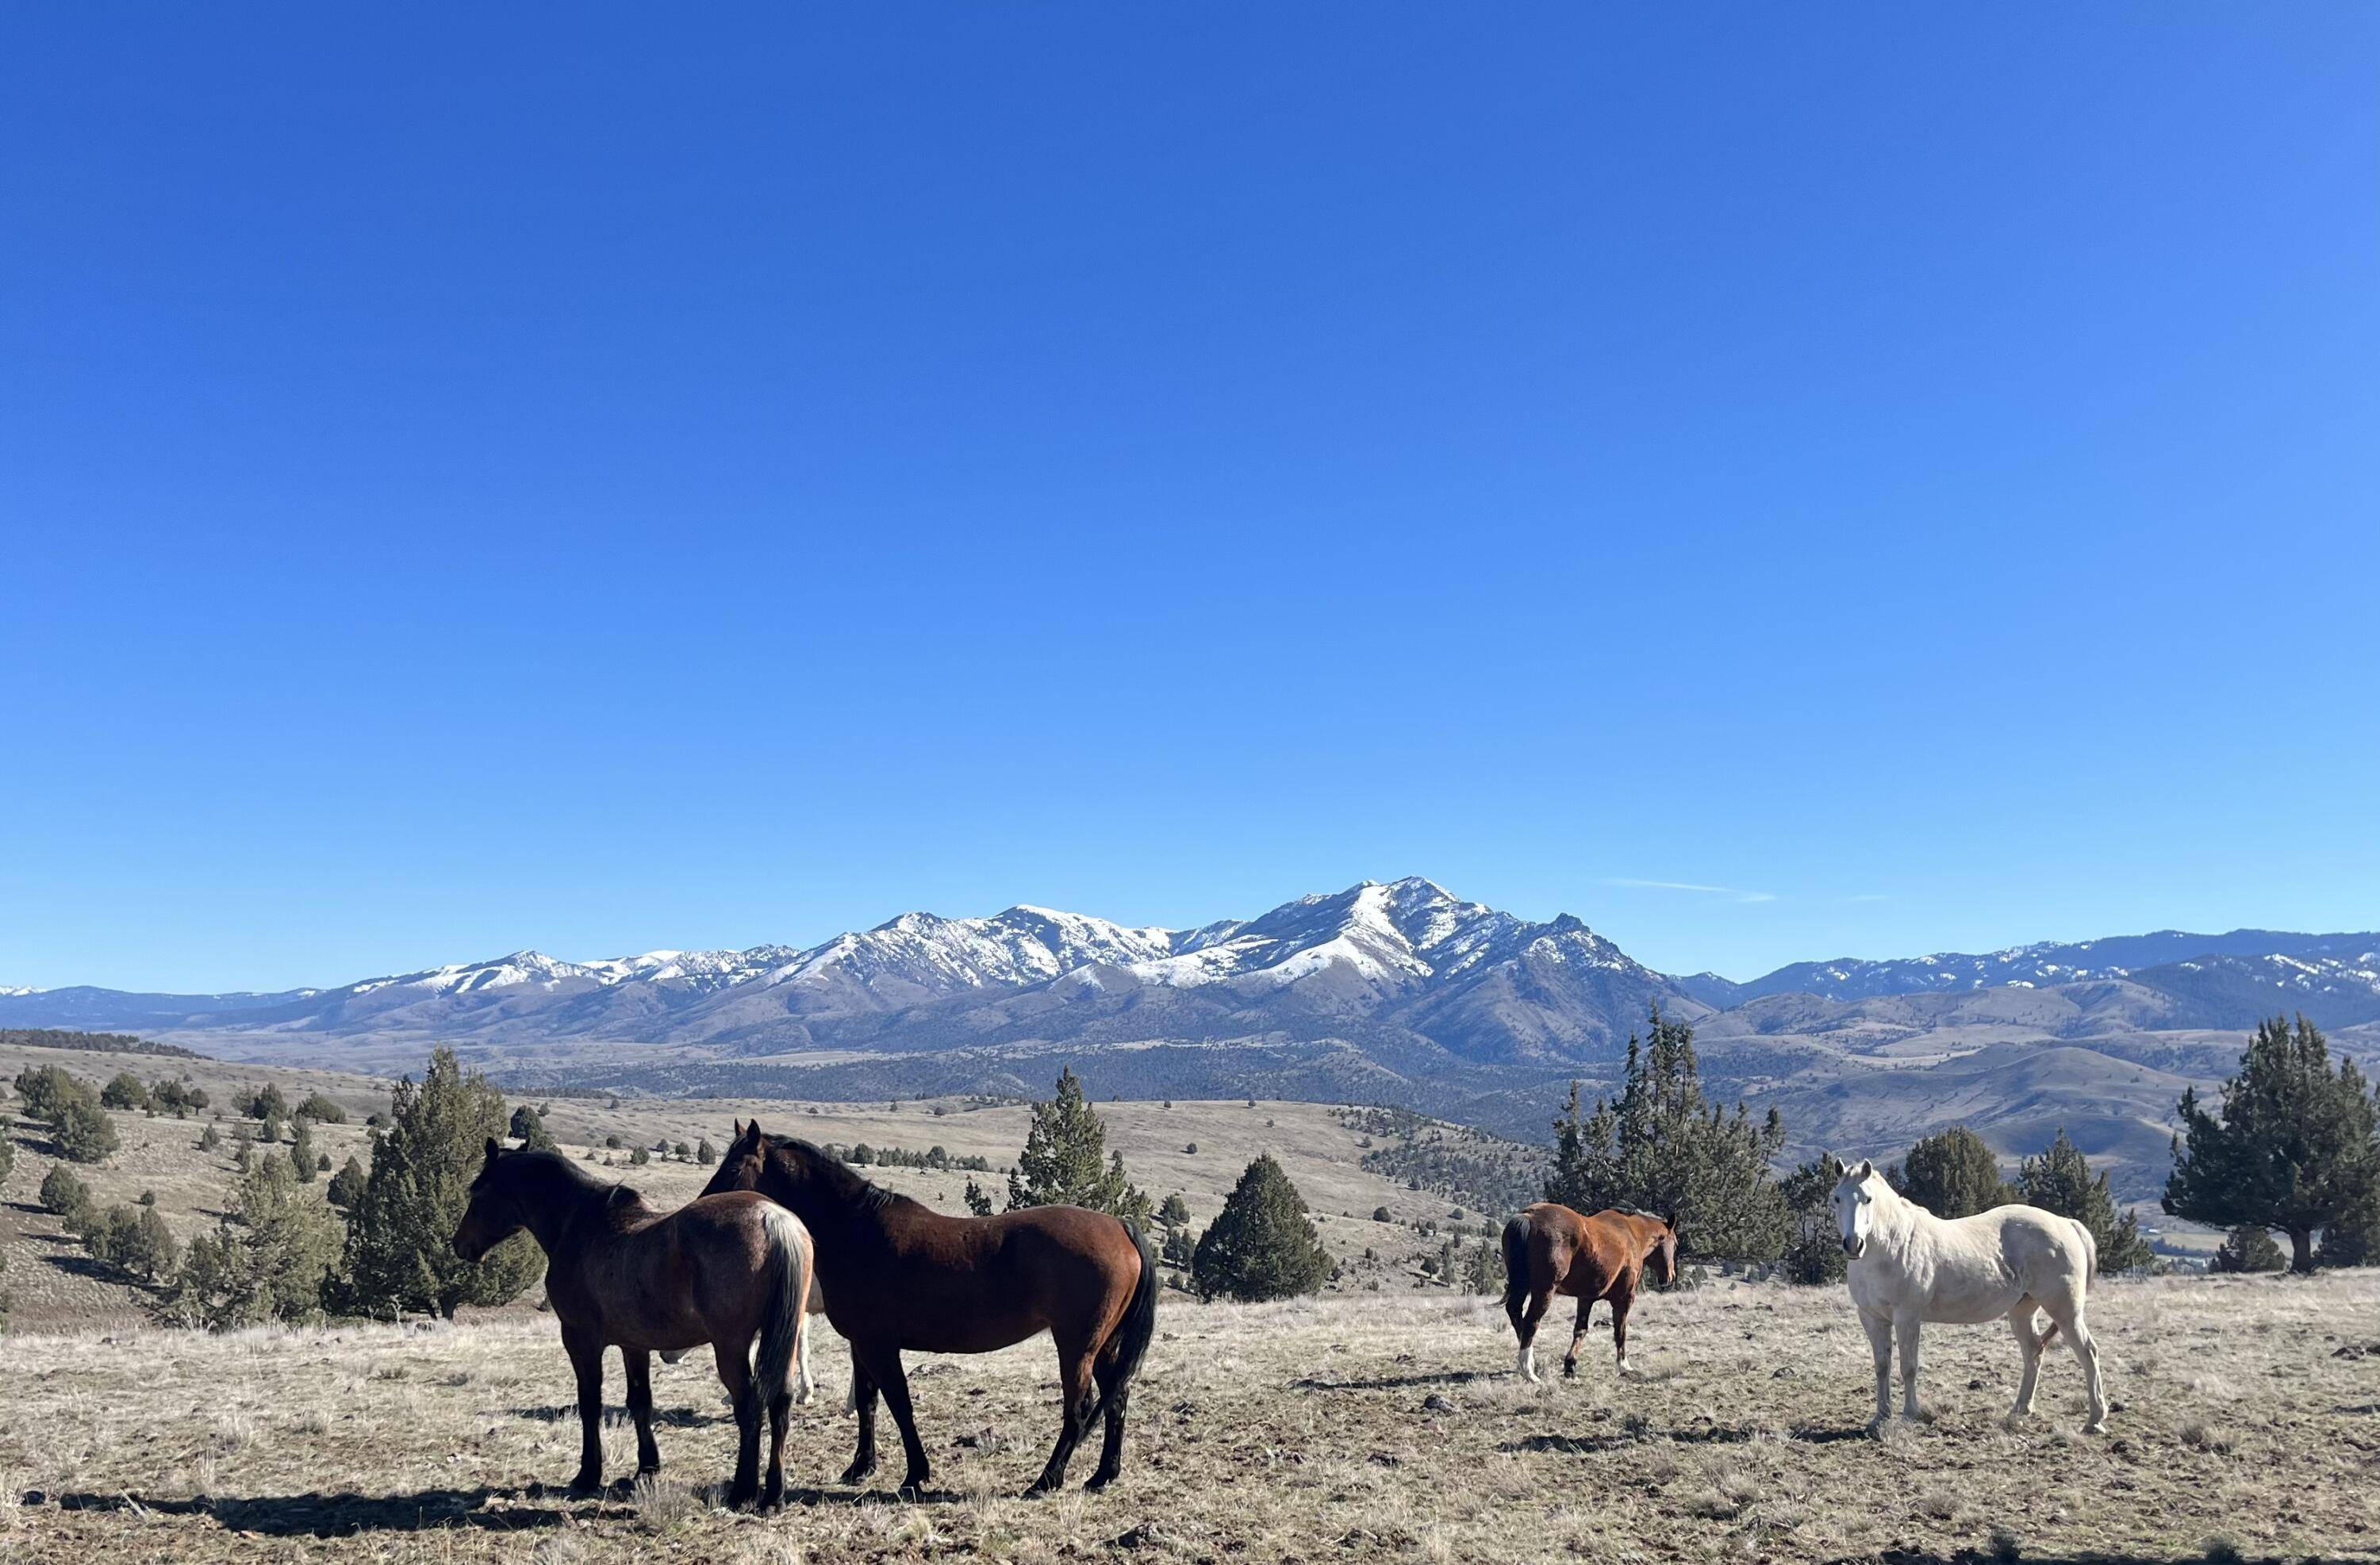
<box><xmin>1514</xmin><ymin>1287</ymin><xmax>1553</xmax><ymax>1383</ymax></box>
<box><xmin>1563</xmin><ymin>1295</ymin><xmax>1591</xmax><ymax>1379</ymax></box>
<box><xmin>712</xmin><ymin>1337</ymin><xmax>762</xmax><ymax>1509</ymax></box>
<box><xmin>1894</xmin><ymin>1311</ymin><xmax>1925</xmax><ymax>1423</ymax></box>
<box><xmin>763</xmin><ymin>1385</ymin><xmax>792</xmax><ymax>1509</ymax></box>
<box><xmin>2047</xmin><ymin>1298</ymin><xmax>2109</xmax><ymax>1433</ymax></box>
<box><xmin>2005</xmin><ymin>1303</ymin><xmax>2045</xmax><ymax>1427</ymax></box>
<box><xmin>841</xmin><ymin>1348</ymin><xmax>879</xmax><ymax>1486</ymax></box>
<box><xmin>1610</xmin><ymin>1282</ymin><xmax>1637</xmax><ymax>1374</ymax></box>
<box><xmin>624</xmin><ymin>1348</ymin><xmax>661</xmax><ymax>1475</ymax></box>
<box><xmin>1085</xmin><ymin>1320</ymin><xmax>1140</xmax><ymax>1492</ymax></box>
<box><xmin>562</xmin><ymin>1326</ymin><xmax>607</xmax><ymax>1494</ymax></box>
<box><xmin>862</xmin><ymin>1347</ymin><xmax>933</xmax><ymax>1494</ymax></box>
<box><xmin>1859</xmin><ymin>1310</ymin><xmax>1893</xmax><ymax>1432</ymax></box>
<box><xmin>1025</xmin><ymin>1337</ymin><xmax>1096</xmax><ymax>1498</ymax></box>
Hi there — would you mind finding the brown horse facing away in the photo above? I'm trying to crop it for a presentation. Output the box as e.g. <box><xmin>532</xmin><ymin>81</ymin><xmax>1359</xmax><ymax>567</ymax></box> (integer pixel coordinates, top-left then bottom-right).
<box><xmin>702</xmin><ymin>1120</ymin><xmax>1159</xmax><ymax>1498</ymax></box>
<box><xmin>451</xmin><ymin>1141</ymin><xmax>816</xmax><ymax>1509</ymax></box>
<box><xmin>1500</xmin><ymin>1203</ymin><xmax>1679</xmax><ymax>1382</ymax></box>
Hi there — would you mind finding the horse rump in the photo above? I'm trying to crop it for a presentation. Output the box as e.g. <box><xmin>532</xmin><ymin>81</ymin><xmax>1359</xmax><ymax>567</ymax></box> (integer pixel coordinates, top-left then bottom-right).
<box><xmin>1500</xmin><ymin>1215</ymin><xmax>1532</xmax><ymax>1321</ymax></box>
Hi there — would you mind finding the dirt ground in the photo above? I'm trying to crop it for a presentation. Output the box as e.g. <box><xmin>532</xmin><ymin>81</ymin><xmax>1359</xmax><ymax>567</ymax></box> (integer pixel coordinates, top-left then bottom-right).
<box><xmin>3</xmin><ymin>1271</ymin><xmax>2375</xmax><ymax>1564</ymax></box>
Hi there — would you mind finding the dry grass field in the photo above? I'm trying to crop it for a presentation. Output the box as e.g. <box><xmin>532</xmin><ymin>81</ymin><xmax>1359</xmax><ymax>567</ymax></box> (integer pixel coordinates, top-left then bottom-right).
<box><xmin>6</xmin><ymin>1272</ymin><xmax>2378</xmax><ymax>1564</ymax></box>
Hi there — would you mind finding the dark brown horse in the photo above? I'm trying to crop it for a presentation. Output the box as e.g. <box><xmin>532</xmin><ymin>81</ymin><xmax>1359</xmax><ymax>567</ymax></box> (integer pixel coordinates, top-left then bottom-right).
<box><xmin>702</xmin><ymin>1120</ymin><xmax>1158</xmax><ymax>1498</ymax></box>
<box><xmin>1500</xmin><ymin>1203</ymin><xmax>1679</xmax><ymax>1381</ymax></box>
<box><xmin>451</xmin><ymin>1141</ymin><xmax>816</xmax><ymax>1509</ymax></box>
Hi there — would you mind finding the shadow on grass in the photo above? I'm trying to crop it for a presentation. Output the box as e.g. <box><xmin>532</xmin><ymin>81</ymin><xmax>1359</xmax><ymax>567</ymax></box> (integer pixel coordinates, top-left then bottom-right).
<box><xmin>45</xmin><ymin>1478</ymin><xmax>971</xmax><ymax>1536</ymax></box>
<box><xmin>512</xmin><ymin>1403</ymin><xmax>726</xmax><ymax>1429</ymax></box>
<box><xmin>1291</xmin><ymin>1369</ymin><xmax>1495</xmax><ymax>1392</ymax></box>
<box><xmin>1502</xmin><ymin>1422</ymin><xmax>1886</xmax><ymax>1455</ymax></box>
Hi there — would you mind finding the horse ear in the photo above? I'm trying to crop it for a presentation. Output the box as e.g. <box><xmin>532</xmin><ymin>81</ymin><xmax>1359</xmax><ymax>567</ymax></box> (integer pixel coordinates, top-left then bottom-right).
<box><xmin>1856</xmin><ymin>1158</ymin><xmax>1873</xmax><ymax>1178</ymax></box>
<box><xmin>744</xmin><ymin>1118</ymin><xmax>764</xmax><ymax>1143</ymax></box>
<box><xmin>731</xmin><ymin>1118</ymin><xmax>743</xmax><ymax>1138</ymax></box>
<box><xmin>484</xmin><ymin>1136</ymin><xmax>501</xmax><ymax>1164</ymax></box>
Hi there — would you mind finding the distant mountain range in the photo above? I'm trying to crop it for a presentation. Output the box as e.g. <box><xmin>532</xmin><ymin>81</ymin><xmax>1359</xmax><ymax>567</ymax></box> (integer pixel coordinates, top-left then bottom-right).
<box><xmin>7</xmin><ymin>880</ymin><xmax>2375</xmax><ymax>1198</ymax></box>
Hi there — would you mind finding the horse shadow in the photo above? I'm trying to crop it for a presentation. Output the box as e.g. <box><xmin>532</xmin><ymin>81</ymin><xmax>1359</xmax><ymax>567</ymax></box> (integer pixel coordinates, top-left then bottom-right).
<box><xmin>1292</xmin><ymin>1369</ymin><xmax>1495</xmax><ymax>1393</ymax></box>
<box><xmin>51</xmin><ymin>1486</ymin><xmax>581</xmax><ymax>1537</ymax></box>
<box><xmin>511</xmin><ymin>1403</ymin><xmax>726</xmax><ymax>1429</ymax></box>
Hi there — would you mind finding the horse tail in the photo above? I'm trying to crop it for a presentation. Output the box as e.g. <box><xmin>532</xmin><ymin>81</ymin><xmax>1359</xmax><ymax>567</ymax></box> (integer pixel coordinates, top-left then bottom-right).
<box><xmin>2075</xmin><ymin>1216</ymin><xmax>2099</xmax><ymax>1288</ymax></box>
<box><xmin>754</xmin><ymin>1203</ymin><xmax>812</xmax><ymax>1409</ymax></box>
<box><xmin>1501</xmin><ymin>1215</ymin><xmax>1532</xmax><ymax>1323</ymax></box>
<box><xmin>1108</xmin><ymin>1220</ymin><xmax>1161</xmax><ymax>1390</ymax></box>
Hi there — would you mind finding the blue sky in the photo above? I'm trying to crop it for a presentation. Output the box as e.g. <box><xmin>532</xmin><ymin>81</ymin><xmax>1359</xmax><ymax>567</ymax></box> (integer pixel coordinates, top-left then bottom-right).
<box><xmin>5</xmin><ymin>5</ymin><xmax>2376</xmax><ymax>993</ymax></box>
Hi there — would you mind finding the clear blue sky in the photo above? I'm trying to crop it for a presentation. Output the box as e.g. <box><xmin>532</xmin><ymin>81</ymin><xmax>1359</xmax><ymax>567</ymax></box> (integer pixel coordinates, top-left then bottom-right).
<box><xmin>5</xmin><ymin>5</ymin><xmax>2375</xmax><ymax>993</ymax></box>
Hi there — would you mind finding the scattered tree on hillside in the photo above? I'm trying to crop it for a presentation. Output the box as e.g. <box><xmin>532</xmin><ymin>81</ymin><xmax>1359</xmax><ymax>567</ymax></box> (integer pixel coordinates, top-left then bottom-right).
<box><xmin>1890</xmin><ymin>1126</ymin><xmax>2011</xmax><ymax>1218</ymax></box>
<box><xmin>336</xmin><ymin>1048</ymin><xmax>543</xmax><ymax>1320</ymax></box>
<box><xmin>326</xmin><ymin>1155</ymin><xmax>368</xmax><ymax>1210</ymax></box>
<box><xmin>290</xmin><ymin>1118</ymin><xmax>318</xmax><ymax>1182</ymax></box>
<box><xmin>696</xmin><ymin>1137</ymin><xmax>715</xmax><ymax>1166</ymax></box>
<box><xmin>296</xmin><ymin>1093</ymin><xmax>347</xmax><ymax>1125</ymax></box>
<box><xmin>509</xmin><ymin>1104</ymin><xmax>556</xmax><ymax>1151</ymax></box>
<box><xmin>240</xmin><ymin>1084</ymin><xmax>290</xmax><ymax>1123</ymax></box>
<box><xmin>1191</xmin><ymin>1154</ymin><xmax>1330</xmax><ymax>1302</ymax></box>
<box><xmin>2209</xmin><ymin>1225</ymin><xmax>2285</xmax><ymax>1274</ymax></box>
<box><xmin>1158</xmin><ymin>1192</ymin><xmax>1192</xmax><ymax>1229</ymax></box>
<box><xmin>2164</xmin><ymin>1015</ymin><xmax>2380</xmax><ymax>1274</ymax></box>
<box><xmin>100</xmin><ymin>1072</ymin><xmax>152</xmax><ymax>1112</ymax></box>
<box><xmin>1006</xmin><ymin>1068</ymin><xmax>1151</xmax><ymax>1226</ymax></box>
<box><xmin>164</xmin><ymin>1156</ymin><xmax>342</xmax><ymax>1329</ymax></box>
<box><xmin>2018</xmin><ymin>1128</ymin><xmax>2154</xmax><ymax>1272</ymax></box>
<box><xmin>86</xmin><ymin>1203</ymin><xmax>179</xmax><ymax>1283</ymax></box>
<box><xmin>198</xmin><ymin>1122</ymin><xmax>221</xmax><ymax>1153</ymax></box>
<box><xmin>12</xmin><ymin>1065</ymin><xmax>82</xmax><ymax>1122</ymax></box>
<box><xmin>1778</xmin><ymin>1153</ymin><xmax>1847</xmax><ymax>1285</ymax></box>
<box><xmin>40</xmin><ymin>1165</ymin><xmax>93</xmax><ymax>1226</ymax></box>
<box><xmin>1545</xmin><ymin>1008</ymin><xmax>1788</xmax><ymax>1260</ymax></box>
<box><xmin>49</xmin><ymin>1089</ymin><xmax>119</xmax><ymax>1164</ymax></box>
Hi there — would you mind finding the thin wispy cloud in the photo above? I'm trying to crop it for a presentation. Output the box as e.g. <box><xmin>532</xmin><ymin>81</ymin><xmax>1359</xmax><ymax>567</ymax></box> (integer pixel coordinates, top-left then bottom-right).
<box><xmin>1601</xmin><ymin>877</ymin><xmax>1777</xmax><ymax>905</ymax></box>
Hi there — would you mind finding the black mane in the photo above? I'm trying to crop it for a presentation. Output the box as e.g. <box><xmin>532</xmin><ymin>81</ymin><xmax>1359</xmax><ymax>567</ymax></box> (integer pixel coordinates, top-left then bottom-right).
<box><xmin>766</xmin><ymin>1134</ymin><xmax>906</xmax><ymax>1213</ymax></box>
<box><xmin>489</xmin><ymin>1145</ymin><xmax>641</xmax><ymax>1208</ymax></box>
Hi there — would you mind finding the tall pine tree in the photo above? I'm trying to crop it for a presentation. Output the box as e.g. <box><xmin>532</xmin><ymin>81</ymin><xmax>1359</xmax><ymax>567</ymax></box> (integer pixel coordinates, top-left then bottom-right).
<box><xmin>2165</xmin><ymin>1016</ymin><xmax>2380</xmax><ymax>1274</ymax></box>
<box><xmin>1005</xmin><ymin>1068</ymin><xmax>1150</xmax><ymax>1225</ymax></box>
<box><xmin>1545</xmin><ymin>1007</ymin><xmax>1787</xmax><ymax>1259</ymax></box>
<box><xmin>337</xmin><ymin>1048</ymin><xmax>543</xmax><ymax>1318</ymax></box>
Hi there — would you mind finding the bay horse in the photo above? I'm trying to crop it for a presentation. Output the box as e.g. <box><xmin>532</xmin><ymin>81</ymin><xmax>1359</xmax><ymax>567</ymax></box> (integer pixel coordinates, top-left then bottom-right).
<box><xmin>702</xmin><ymin>1119</ymin><xmax>1159</xmax><ymax>1498</ymax></box>
<box><xmin>451</xmin><ymin>1141</ymin><xmax>816</xmax><ymax>1508</ymax></box>
<box><xmin>1833</xmin><ymin>1158</ymin><xmax>2106</xmax><ymax>1433</ymax></box>
<box><xmin>1500</xmin><ymin>1203</ymin><xmax>1678</xmax><ymax>1381</ymax></box>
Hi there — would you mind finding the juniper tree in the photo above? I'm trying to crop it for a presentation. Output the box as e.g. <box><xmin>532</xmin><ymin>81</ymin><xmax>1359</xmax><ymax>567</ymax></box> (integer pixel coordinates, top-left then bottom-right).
<box><xmin>327</xmin><ymin>1155</ymin><xmax>367</xmax><ymax>1210</ymax></box>
<box><xmin>2317</xmin><ymin>1200</ymin><xmax>2378</xmax><ymax>1269</ymax></box>
<box><xmin>101</xmin><ymin>1072</ymin><xmax>152</xmax><ymax>1111</ymax></box>
<box><xmin>962</xmin><ymin>1178</ymin><xmax>996</xmax><ymax>1216</ymax></box>
<box><xmin>509</xmin><ymin>1104</ymin><xmax>556</xmax><ymax>1151</ymax></box>
<box><xmin>1191</xmin><ymin>1154</ymin><xmax>1330</xmax><ymax>1302</ymax></box>
<box><xmin>1891</xmin><ymin>1126</ymin><xmax>2012</xmax><ymax>1219</ymax></box>
<box><xmin>87</xmin><ymin>1203</ymin><xmax>178</xmax><ymax>1283</ymax></box>
<box><xmin>198</xmin><ymin>1122</ymin><xmax>221</xmax><ymax>1153</ymax></box>
<box><xmin>2165</xmin><ymin>1015</ymin><xmax>2380</xmax><ymax>1274</ymax></box>
<box><xmin>2209</xmin><ymin>1224</ymin><xmax>2284</xmax><ymax>1274</ymax></box>
<box><xmin>696</xmin><ymin>1137</ymin><xmax>716</xmax><ymax>1166</ymax></box>
<box><xmin>2018</xmin><ymin>1128</ymin><xmax>2154</xmax><ymax>1272</ymax></box>
<box><xmin>297</xmin><ymin>1093</ymin><xmax>347</xmax><ymax>1125</ymax></box>
<box><xmin>290</xmin><ymin>1117</ymin><xmax>318</xmax><ymax>1182</ymax></box>
<box><xmin>1006</xmin><ymin>1068</ymin><xmax>1151</xmax><ymax>1224</ymax></box>
<box><xmin>1158</xmin><ymin>1192</ymin><xmax>1192</xmax><ymax>1229</ymax></box>
<box><xmin>1778</xmin><ymin>1153</ymin><xmax>1847</xmax><ymax>1285</ymax></box>
<box><xmin>1545</xmin><ymin>1008</ymin><xmax>1788</xmax><ymax>1259</ymax></box>
<box><xmin>40</xmin><ymin>1164</ymin><xmax>92</xmax><ymax>1224</ymax></box>
<box><xmin>336</xmin><ymin>1048</ymin><xmax>543</xmax><ymax>1320</ymax></box>
<box><xmin>165</xmin><ymin>1155</ymin><xmax>343</xmax><ymax>1329</ymax></box>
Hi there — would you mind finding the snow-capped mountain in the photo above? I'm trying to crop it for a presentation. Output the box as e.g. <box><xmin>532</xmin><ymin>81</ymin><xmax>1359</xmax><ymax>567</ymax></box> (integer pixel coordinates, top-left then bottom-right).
<box><xmin>1697</xmin><ymin>927</ymin><xmax>2380</xmax><ymax>1007</ymax></box>
<box><xmin>0</xmin><ymin>878</ymin><xmax>1695</xmax><ymax>1063</ymax></box>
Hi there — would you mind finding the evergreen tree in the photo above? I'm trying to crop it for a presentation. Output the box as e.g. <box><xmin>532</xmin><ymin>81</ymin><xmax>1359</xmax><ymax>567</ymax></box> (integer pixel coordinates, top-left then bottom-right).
<box><xmin>696</xmin><ymin>1137</ymin><xmax>716</xmax><ymax>1166</ymax></box>
<box><xmin>326</xmin><ymin>1153</ymin><xmax>369</xmax><ymax>1210</ymax></box>
<box><xmin>2209</xmin><ymin>1224</ymin><xmax>2285</xmax><ymax>1274</ymax></box>
<box><xmin>198</xmin><ymin>1122</ymin><xmax>221</xmax><ymax>1153</ymax></box>
<box><xmin>0</xmin><ymin>1125</ymin><xmax>13</xmax><ymax>1192</ymax></box>
<box><xmin>337</xmin><ymin>1048</ymin><xmax>543</xmax><ymax>1319</ymax></box>
<box><xmin>296</xmin><ymin>1093</ymin><xmax>347</xmax><ymax>1125</ymax></box>
<box><xmin>962</xmin><ymin>1178</ymin><xmax>995</xmax><ymax>1217</ymax></box>
<box><xmin>51</xmin><ymin>1088</ymin><xmax>118</xmax><ymax>1163</ymax></box>
<box><xmin>509</xmin><ymin>1104</ymin><xmax>557</xmax><ymax>1151</ymax></box>
<box><xmin>100</xmin><ymin>1072</ymin><xmax>152</xmax><ymax>1111</ymax></box>
<box><xmin>1006</xmin><ymin>1068</ymin><xmax>1150</xmax><ymax>1222</ymax></box>
<box><xmin>1191</xmin><ymin>1154</ymin><xmax>1330</xmax><ymax>1302</ymax></box>
<box><xmin>1545</xmin><ymin>1009</ymin><xmax>1788</xmax><ymax>1258</ymax></box>
<box><xmin>87</xmin><ymin>1203</ymin><xmax>179</xmax><ymax>1282</ymax></box>
<box><xmin>2316</xmin><ymin>1200</ymin><xmax>2378</xmax><ymax>1269</ymax></box>
<box><xmin>11</xmin><ymin>1065</ymin><xmax>80</xmax><ymax>1122</ymax></box>
<box><xmin>1778</xmin><ymin>1153</ymin><xmax>1847</xmax><ymax>1285</ymax></box>
<box><xmin>164</xmin><ymin>1156</ymin><xmax>342</xmax><ymax>1329</ymax></box>
<box><xmin>629</xmin><ymin>1145</ymin><xmax>651</xmax><ymax>1166</ymax></box>
<box><xmin>40</xmin><ymin>1164</ymin><xmax>93</xmax><ymax>1224</ymax></box>
<box><xmin>1158</xmin><ymin>1192</ymin><xmax>1192</xmax><ymax>1229</ymax></box>
<box><xmin>2165</xmin><ymin>1015</ymin><xmax>2380</xmax><ymax>1274</ymax></box>
<box><xmin>290</xmin><ymin>1118</ymin><xmax>318</xmax><ymax>1182</ymax></box>
<box><xmin>2018</xmin><ymin>1127</ymin><xmax>2154</xmax><ymax>1272</ymax></box>
<box><xmin>1891</xmin><ymin>1126</ymin><xmax>2012</xmax><ymax>1218</ymax></box>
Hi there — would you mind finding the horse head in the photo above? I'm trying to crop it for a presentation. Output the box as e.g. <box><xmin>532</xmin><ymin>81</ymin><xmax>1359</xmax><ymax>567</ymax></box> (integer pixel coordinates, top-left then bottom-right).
<box><xmin>452</xmin><ymin>1137</ymin><xmax>520</xmax><ymax>1262</ymax></box>
<box><xmin>1832</xmin><ymin>1158</ymin><xmax>1883</xmax><ymax>1260</ymax></box>
<box><xmin>1648</xmin><ymin>1213</ymin><xmax>1680</xmax><ymax>1286</ymax></box>
<box><xmin>701</xmin><ymin>1117</ymin><xmax>775</xmax><ymax>1201</ymax></box>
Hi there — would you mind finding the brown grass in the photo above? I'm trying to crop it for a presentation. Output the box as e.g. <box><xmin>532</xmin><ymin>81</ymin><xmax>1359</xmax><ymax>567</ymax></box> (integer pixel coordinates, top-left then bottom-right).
<box><xmin>4</xmin><ymin>1272</ymin><xmax>2377</xmax><ymax>1563</ymax></box>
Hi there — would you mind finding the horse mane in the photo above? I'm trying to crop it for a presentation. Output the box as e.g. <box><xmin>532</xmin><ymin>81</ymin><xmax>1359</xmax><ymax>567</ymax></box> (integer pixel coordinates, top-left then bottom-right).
<box><xmin>493</xmin><ymin>1147</ymin><xmax>643</xmax><ymax>1210</ymax></box>
<box><xmin>763</xmin><ymin>1135</ymin><xmax>910</xmax><ymax>1214</ymax></box>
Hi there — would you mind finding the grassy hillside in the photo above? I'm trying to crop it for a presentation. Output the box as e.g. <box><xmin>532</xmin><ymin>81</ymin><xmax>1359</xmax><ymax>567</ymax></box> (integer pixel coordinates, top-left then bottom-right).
<box><xmin>0</xmin><ymin>1042</ymin><xmax>1526</xmax><ymax>1332</ymax></box>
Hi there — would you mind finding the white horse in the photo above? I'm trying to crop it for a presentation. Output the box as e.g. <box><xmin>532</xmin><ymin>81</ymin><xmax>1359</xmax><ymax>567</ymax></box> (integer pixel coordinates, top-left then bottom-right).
<box><xmin>1832</xmin><ymin>1159</ymin><xmax>2108</xmax><ymax>1434</ymax></box>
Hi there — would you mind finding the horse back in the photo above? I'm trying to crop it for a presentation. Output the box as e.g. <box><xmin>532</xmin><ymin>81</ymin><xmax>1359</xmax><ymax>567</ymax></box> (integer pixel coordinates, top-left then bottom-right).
<box><xmin>1514</xmin><ymin>1202</ymin><xmax>1630</xmax><ymax>1299</ymax></box>
<box><xmin>841</xmin><ymin>1200</ymin><xmax>1141</xmax><ymax>1354</ymax></box>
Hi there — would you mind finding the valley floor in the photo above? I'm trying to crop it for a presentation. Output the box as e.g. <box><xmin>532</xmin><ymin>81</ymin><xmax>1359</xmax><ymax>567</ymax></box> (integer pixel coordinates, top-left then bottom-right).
<box><xmin>4</xmin><ymin>1273</ymin><xmax>2376</xmax><ymax>1563</ymax></box>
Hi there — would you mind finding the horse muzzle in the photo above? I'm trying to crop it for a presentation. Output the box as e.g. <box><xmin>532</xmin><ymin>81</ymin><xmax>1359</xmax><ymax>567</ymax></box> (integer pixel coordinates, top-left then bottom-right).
<box><xmin>1841</xmin><ymin>1235</ymin><xmax>1865</xmax><ymax>1260</ymax></box>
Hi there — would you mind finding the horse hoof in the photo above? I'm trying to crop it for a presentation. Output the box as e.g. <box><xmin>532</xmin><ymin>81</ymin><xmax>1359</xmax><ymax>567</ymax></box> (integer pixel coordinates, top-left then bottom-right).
<box><xmin>1085</xmin><ymin>1470</ymin><xmax>1119</xmax><ymax>1494</ymax></box>
<box><xmin>2082</xmin><ymin>1419</ymin><xmax>2108</xmax><ymax>1436</ymax></box>
<box><xmin>839</xmin><ymin>1463</ymin><xmax>876</xmax><ymax>1486</ymax></box>
<box><xmin>567</xmin><ymin>1473</ymin><xmax>603</xmax><ymax>1498</ymax></box>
